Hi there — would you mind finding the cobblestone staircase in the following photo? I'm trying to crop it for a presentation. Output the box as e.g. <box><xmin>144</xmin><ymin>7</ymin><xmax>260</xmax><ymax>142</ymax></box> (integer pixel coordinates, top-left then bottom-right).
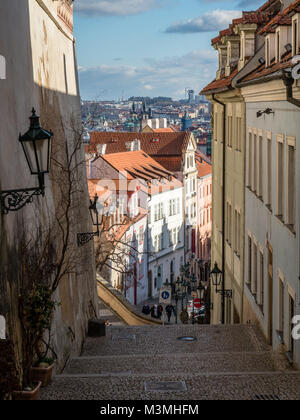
<box><xmin>40</xmin><ymin>314</ymin><xmax>300</xmax><ymax>400</ymax></box>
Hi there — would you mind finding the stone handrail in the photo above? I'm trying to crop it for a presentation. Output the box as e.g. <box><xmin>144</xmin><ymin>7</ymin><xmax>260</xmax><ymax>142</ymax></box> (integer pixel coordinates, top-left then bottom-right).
<box><xmin>97</xmin><ymin>275</ymin><xmax>165</xmax><ymax>326</ymax></box>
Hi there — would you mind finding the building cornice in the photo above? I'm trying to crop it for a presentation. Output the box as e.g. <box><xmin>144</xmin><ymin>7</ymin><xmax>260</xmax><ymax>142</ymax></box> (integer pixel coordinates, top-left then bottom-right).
<box><xmin>35</xmin><ymin>0</ymin><xmax>74</xmax><ymax>42</ymax></box>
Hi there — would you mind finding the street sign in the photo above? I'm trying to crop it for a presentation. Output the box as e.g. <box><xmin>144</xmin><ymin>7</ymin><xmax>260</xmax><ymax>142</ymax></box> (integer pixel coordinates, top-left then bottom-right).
<box><xmin>193</xmin><ymin>298</ymin><xmax>202</xmax><ymax>309</ymax></box>
<box><xmin>159</xmin><ymin>286</ymin><xmax>172</xmax><ymax>305</ymax></box>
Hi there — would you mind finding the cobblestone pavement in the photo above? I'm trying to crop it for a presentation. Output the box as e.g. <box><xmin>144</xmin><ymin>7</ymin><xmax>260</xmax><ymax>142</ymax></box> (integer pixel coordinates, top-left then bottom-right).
<box><xmin>40</xmin><ymin>304</ymin><xmax>300</xmax><ymax>400</ymax></box>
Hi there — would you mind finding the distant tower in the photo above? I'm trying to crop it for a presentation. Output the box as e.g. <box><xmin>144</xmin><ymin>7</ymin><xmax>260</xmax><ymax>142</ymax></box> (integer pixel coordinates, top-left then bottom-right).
<box><xmin>188</xmin><ymin>90</ymin><xmax>195</xmax><ymax>103</ymax></box>
<box><xmin>181</xmin><ymin>111</ymin><xmax>192</xmax><ymax>131</ymax></box>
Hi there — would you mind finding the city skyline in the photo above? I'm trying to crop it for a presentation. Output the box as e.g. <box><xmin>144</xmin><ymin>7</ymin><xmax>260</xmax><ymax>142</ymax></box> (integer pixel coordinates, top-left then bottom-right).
<box><xmin>75</xmin><ymin>0</ymin><xmax>262</xmax><ymax>100</ymax></box>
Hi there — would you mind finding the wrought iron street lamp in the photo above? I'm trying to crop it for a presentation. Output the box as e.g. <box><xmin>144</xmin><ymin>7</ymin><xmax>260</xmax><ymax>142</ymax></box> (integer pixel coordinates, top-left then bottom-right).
<box><xmin>77</xmin><ymin>194</ymin><xmax>102</xmax><ymax>247</ymax></box>
<box><xmin>0</xmin><ymin>109</ymin><xmax>53</xmax><ymax>214</ymax></box>
<box><xmin>210</xmin><ymin>262</ymin><xmax>232</xmax><ymax>325</ymax></box>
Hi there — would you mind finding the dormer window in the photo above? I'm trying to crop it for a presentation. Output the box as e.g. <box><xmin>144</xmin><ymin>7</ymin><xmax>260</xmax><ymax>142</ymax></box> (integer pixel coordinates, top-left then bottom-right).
<box><xmin>276</xmin><ymin>30</ymin><xmax>280</xmax><ymax>62</ymax></box>
<box><xmin>292</xmin><ymin>15</ymin><xmax>299</xmax><ymax>56</ymax></box>
<box><xmin>276</xmin><ymin>26</ymin><xmax>291</xmax><ymax>63</ymax></box>
<box><xmin>265</xmin><ymin>34</ymin><xmax>275</xmax><ymax>67</ymax></box>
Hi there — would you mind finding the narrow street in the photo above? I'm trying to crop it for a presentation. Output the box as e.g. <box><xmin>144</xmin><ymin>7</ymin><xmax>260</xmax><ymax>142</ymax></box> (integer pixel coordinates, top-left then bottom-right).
<box><xmin>40</xmin><ymin>300</ymin><xmax>300</xmax><ymax>400</ymax></box>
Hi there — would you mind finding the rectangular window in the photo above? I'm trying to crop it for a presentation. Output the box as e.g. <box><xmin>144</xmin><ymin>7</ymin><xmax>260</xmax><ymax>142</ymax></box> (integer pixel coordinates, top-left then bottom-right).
<box><xmin>248</xmin><ymin>131</ymin><xmax>252</xmax><ymax>187</ymax></box>
<box><xmin>258</xmin><ymin>135</ymin><xmax>263</xmax><ymax>199</ymax></box>
<box><xmin>293</xmin><ymin>20</ymin><xmax>298</xmax><ymax>56</ymax></box>
<box><xmin>227</xmin><ymin>116</ymin><xmax>232</xmax><ymax>148</ymax></box>
<box><xmin>277</xmin><ymin>138</ymin><xmax>284</xmax><ymax>218</ymax></box>
<box><xmin>276</xmin><ymin>31</ymin><xmax>280</xmax><ymax>62</ymax></box>
<box><xmin>236</xmin><ymin>117</ymin><xmax>242</xmax><ymax>152</ymax></box>
<box><xmin>226</xmin><ymin>203</ymin><xmax>232</xmax><ymax>246</ymax></box>
<box><xmin>252</xmin><ymin>242</ymin><xmax>258</xmax><ymax>298</ymax></box>
<box><xmin>259</xmin><ymin>251</ymin><xmax>264</xmax><ymax>312</ymax></box>
<box><xmin>247</xmin><ymin>236</ymin><xmax>252</xmax><ymax>287</ymax></box>
<box><xmin>279</xmin><ymin>277</ymin><xmax>284</xmax><ymax>334</ymax></box>
<box><xmin>287</xmin><ymin>142</ymin><xmax>295</xmax><ymax>230</ymax></box>
<box><xmin>253</xmin><ymin>133</ymin><xmax>257</xmax><ymax>193</ymax></box>
<box><xmin>266</xmin><ymin>136</ymin><xmax>272</xmax><ymax>209</ymax></box>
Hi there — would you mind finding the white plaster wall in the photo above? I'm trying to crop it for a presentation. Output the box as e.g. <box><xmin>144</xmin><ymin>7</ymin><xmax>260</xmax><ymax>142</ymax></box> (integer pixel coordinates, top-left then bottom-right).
<box><xmin>244</xmin><ymin>100</ymin><xmax>300</xmax><ymax>366</ymax></box>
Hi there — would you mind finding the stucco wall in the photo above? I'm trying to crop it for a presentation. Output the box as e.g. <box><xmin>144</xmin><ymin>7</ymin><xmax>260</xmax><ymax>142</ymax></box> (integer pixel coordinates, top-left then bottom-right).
<box><xmin>243</xmin><ymin>97</ymin><xmax>300</xmax><ymax>367</ymax></box>
<box><xmin>0</xmin><ymin>0</ymin><xmax>98</xmax><ymax>376</ymax></box>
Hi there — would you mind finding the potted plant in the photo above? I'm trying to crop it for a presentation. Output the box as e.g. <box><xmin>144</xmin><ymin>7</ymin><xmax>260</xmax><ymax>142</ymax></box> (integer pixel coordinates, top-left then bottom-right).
<box><xmin>12</xmin><ymin>239</ymin><xmax>59</xmax><ymax>399</ymax></box>
<box><xmin>0</xmin><ymin>340</ymin><xmax>19</xmax><ymax>400</ymax></box>
<box><xmin>31</xmin><ymin>356</ymin><xmax>56</xmax><ymax>387</ymax></box>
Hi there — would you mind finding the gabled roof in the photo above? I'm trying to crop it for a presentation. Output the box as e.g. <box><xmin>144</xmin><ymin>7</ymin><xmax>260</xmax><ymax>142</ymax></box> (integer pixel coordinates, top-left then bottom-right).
<box><xmin>87</xmin><ymin>132</ymin><xmax>192</xmax><ymax>157</ymax></box>
<box><xmin>101</xmin><ymin>150</ymin><xmax>174</xmax><ymax>180</ymax></box>
<box><xmin>259</xmin><ymin>0</ymin><xmax>300</xmax><ymax>35</ymax></box>
<box><xmin>239</xmin><ymin>52</ymin><xmax>292</xmax><ymax>84</ymax></box>
<box><xmin>197</xmin><ymin>159</ymin><xmax>212</xmax><ymax>179</ymax></box>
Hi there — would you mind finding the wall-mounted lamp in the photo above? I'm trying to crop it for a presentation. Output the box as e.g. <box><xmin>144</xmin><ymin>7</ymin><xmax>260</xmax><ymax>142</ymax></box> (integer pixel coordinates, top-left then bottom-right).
<box><xmin>256</xmin><ymin>108</ymin><xmax>275</xmax><ymax>118</ymax></box>
<box><xmin>0</xmin><ymin>109</ymin><xmax>53</xmax><ymax>214</ymax></box>
<box><xmin>285</xmin><ymin>43</ymin><xmax>292</xmax><ymax>53</ymax></box>
<box><xmin>77</xmin><ymin>194</ymin><xmax>103</xmax><ymax>247</ymax></box>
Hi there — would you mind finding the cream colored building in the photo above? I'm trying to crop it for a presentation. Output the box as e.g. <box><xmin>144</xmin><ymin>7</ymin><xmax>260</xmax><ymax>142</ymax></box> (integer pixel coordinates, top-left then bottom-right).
<box><xmin>234</xmin><ymin>0</ymin><xmax>300</xmax><ymax>368</ymax></box>
<box><xmin>201</xmin><ymin>4</ymin><xmax>278</xmax><ymax>324</ymax></box>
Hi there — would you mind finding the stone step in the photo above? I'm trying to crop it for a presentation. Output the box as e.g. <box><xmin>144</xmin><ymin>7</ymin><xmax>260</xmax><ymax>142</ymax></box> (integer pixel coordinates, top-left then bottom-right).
<box><xmin>81</xmin><ymin>324</ymin><xmax>271</xmax><ymax>357</ymax></box>
<box><xmin>40</xmin><ymin>371</ymin><xmax>300</xmax><ymax>400</ymax></box>
<box><xmin>64</xmin><ymin>351</ymin><xmax>291</xmax><ymax>375</ymax></box>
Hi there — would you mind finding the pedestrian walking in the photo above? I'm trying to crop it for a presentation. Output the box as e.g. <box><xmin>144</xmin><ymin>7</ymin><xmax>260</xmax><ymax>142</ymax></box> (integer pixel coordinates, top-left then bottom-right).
<box><xmin>165</xmin><ymin>305</ymin><xmax>175</xmax><ymax>323</ymax></box>
<box><xmin>157</xmin><ymin>304</ymin><xmax>163</xmax><ymax>320</ymax></box>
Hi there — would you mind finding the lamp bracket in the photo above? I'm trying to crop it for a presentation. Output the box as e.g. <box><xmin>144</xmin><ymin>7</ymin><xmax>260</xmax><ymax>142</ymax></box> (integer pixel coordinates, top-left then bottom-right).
<box><xmin>216</xmin><ymin>289</ymin><xmax>233</xmax><ymax>299</ymax></box>
<box><xmin>77</xmin><ymin>231</ymin><xmax>99</xmax><ymax>247</ymax></box>
<box><xmin>0</xmin><ymin>186</ymin><xmax>45</xmax><ymax>214</ymax></box>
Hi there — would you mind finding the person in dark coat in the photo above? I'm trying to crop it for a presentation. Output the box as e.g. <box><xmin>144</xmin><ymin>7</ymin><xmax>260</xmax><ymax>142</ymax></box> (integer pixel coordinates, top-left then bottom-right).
<box><xmin>157</xmin><ymin>305</ymin><xmax>163</xmax><ymax>320</ymax></box>
<box><xmin>165</xmin><ymin>305</ymin><xmax>175</xmax><ymax>322</ymax></box>
<box><xmin>142</xmin><ymin>304</ymin><xmax>150</xmax><ymax>315</ymax></box>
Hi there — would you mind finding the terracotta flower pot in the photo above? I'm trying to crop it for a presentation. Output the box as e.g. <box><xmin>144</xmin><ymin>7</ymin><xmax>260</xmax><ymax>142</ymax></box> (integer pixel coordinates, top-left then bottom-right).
<box><xmin>12</xmin><ymin>381</ymin><xmax>42</xmax><ymax>400</ymax></box>
<box><xmin>31</xmin><ymin>362</ymin><xmax>55</xmax><ymax>387</ymax></box>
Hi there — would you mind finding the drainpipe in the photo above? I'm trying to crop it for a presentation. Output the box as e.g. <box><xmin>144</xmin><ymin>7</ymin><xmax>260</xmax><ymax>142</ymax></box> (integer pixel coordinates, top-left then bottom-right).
<box><xmin>281</xmin><ymin>70</ymin><xmax>300</xmax><ymax>108</ymax></box>
<box><xmin>212</xmin><ymin>93</ymin><xmax>226</xmax><ymax>325</ymax></box>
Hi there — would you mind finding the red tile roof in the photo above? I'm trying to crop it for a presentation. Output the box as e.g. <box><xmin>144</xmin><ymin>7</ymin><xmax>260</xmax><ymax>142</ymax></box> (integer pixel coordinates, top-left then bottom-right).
<box><xmin>197</xmin><ymin>160</ymin><xmax>212</xmax><ymax>179</ymax></box>
<box><xmin>200</xmin><ymin>69</ymin><xmax>238</xmax><ymax>94</ymax></box>
<box><xmin>87</xmin><ymin>132</ymin><xmax>192</xmax><ymax>157</ymax></box>
<box><xmin>101</xmin><ymin>150</ymin><xmax>174</xmax><ymax>179</ymax></box>
<box><xmin>259</xmin><ymin>0</ymin><xmax>300</xmax><ymax>35</ymax></box>
<box><xmin>152</xmin><ymin>156</ymin><xmax>182</xmax><ymax>172</ymax></box>
<box><xmin>241</xmin><ymin>52</ymin><xmax>292</xmax><ymax>83</ymax></box>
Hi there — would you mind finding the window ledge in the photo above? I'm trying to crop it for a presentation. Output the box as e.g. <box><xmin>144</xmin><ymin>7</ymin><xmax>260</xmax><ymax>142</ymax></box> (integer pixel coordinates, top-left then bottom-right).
<box><xmin>265</xmin><ymin>204</ymin><xmax>272</xmax><ymax>214</ymax></box>
<box><xmin>286</xmin><ymin>224</ymin><xmax>296</xmax><ymax>237</ymax></box>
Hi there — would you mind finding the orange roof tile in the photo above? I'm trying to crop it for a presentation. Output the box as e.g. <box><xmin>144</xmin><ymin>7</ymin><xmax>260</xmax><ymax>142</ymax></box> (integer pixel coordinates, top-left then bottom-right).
<box><xmin>200</xmin><ymin>68</ymin><xmax>238</xmax><ymax>94</ymax></box>
<box><xmin>241</xmin><ymin>52</ymin><xmax>292</xmax><ymax>83</ymax></box>
<box><xmin>196</xmin><ymin>160</ymin><xmax>212</xmax><ymax>178</ymax></box>
<box><xmin>88</xmin><ymin>132</ymin><xmax>192</xmax><ymax>157</ymax></box>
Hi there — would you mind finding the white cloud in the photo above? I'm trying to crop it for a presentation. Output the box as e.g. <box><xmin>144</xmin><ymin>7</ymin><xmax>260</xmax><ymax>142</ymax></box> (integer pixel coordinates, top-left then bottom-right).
<box><xmin>165</xmin><ymin>9</ymin><xmax>242</xmax><ymax>33</ymax></box>
<box><xmin>75</xmin><ymin>0</ymin><xmax>162</xmax><ymax>16</ymax></box>
<box><xmin>78</xmin><ymin>50</ymin><xmax>218</xmax><ymax>100</ymax></box>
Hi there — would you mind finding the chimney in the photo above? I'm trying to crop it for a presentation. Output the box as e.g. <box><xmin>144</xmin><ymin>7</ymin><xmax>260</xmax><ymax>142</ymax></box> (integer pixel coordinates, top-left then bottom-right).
<box><xmin>126</xmin><ymin>139</ymin><xmax>141</xmax><ymax>151</ymax></box>
<box><xmin>96</xmin><ymin>144</ymin><xmax>107</xmax><ymax>155</ymax></box>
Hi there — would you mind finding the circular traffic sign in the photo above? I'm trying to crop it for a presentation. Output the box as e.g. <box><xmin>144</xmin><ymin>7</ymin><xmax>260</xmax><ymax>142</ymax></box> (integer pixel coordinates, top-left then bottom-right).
<box><xmin>162</xmin><ymin>291</ymin><xmax>170</xmax><ymax>300</ymax></box>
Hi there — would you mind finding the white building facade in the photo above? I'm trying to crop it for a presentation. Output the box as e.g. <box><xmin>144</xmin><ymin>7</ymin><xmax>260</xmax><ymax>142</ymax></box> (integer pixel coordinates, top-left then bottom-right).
<box><xmin>148</xmin><ymin>181</ymin><xmax>184</xmax><ymax>297</ymax></box>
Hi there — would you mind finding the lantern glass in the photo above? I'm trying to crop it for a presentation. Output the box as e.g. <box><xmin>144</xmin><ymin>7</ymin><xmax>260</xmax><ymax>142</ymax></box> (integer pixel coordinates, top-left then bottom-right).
<box><xmin>21</xmin><ymin>137</ymin><xmax>51</xmax><ymax>175</ymax></box>
<box><xmin>19</xmin><ymin>109</ymin><xmax>52</xmax><ymax>176</ymax></box>
<box><xmin>210</xmin><ymin>263</ymin><xmax>223</xmax><ymax>287</ymax></box>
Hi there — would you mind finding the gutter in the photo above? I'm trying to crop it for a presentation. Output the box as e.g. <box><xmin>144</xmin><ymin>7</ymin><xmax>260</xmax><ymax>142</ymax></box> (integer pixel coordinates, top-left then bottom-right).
<box><xmin>211</xmin><ymin>93</ymin><xmax>226</xmax><ymax>325</ymax></box>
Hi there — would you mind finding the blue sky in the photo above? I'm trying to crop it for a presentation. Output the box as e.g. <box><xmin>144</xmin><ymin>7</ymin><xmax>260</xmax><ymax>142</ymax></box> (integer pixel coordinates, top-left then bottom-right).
<box><xmin>74</xmin><ymin>0</ymin><xmax>262</xmax><ymax>100</ymax></box>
